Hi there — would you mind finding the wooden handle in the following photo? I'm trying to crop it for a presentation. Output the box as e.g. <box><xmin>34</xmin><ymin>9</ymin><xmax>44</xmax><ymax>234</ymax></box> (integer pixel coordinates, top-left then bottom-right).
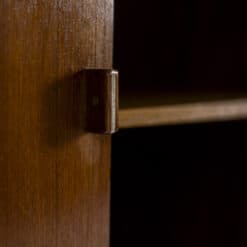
<box><xmin>84</xmin><ymin>69</ymin><xmax>119</xmax><ymax>134</ymax></box>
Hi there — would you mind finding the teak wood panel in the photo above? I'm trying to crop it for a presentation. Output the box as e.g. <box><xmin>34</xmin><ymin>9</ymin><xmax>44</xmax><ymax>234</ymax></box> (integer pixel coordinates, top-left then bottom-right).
<box><xmin>0</xmin><ymin>1</ymin><xmax>113</xmax><ymax>247</ymax></box>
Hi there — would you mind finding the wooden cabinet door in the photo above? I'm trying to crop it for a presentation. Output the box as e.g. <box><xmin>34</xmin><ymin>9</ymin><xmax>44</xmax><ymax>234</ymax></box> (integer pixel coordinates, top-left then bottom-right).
<box><xmin>0</xmin><ymin>1</ymin><xmax>113</xmax><ymax>246</ymax></box>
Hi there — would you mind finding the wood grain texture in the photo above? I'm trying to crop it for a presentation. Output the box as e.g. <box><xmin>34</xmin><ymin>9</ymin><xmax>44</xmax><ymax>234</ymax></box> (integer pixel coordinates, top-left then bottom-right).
<box><xmin>120</xmin><ymin>93</ymin><xmax>247</xmax><ymax>128</ymax></box>
<box><xmin>0</xmin><ymin>0</ymin><xmax>113</xmax><ymax>246</ymax></box>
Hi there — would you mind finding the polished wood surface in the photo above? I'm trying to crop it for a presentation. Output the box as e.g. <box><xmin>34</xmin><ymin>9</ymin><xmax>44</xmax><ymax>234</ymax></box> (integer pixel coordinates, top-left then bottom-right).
<box><xmin>119</xmin><ymin>92</ymin><xmax>247</xmax><ymax>128</ymax></box>
<box><xmin>0</xmin><ymin>1</ymin><xmax>113</xmax><ymax>246</ymax></box>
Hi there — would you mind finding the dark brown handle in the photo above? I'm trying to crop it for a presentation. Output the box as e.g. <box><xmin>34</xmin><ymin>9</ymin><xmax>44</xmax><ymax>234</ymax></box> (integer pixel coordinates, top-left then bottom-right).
<box><xmin>83</xmin><ymin>69</ymin><xmax>119</xmax><ymax>134</ymax></box>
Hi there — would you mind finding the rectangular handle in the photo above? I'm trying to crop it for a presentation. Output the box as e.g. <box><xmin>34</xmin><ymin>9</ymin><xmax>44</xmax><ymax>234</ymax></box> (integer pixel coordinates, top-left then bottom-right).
<box><xmin>84</xmin><ymin>69</ymin><xmax>119</xmax><ymax>134</ymax></box>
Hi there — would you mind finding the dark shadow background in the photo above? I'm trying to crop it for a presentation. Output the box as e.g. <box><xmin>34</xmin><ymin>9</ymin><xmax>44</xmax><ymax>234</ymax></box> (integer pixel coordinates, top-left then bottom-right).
<box><xmin>111</xmin><ymin>121</ymin><xmax>247</xmax><ymax>247</ymax></box>
<box><xmin>112</xmin><ymin>0</ymin><xmax>247</xmax><ymax>246</ymax></box>
<box><xmin>114</xmin><ymin>0</ymin><xmax>247</xmax><ymax>92</ymax></box>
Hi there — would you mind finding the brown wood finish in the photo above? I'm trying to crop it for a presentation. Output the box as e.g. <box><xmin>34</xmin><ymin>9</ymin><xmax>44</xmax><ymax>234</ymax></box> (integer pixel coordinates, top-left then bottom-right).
<box><xmin>119</xmin><ymin>92</ymin><xmax>247</xmax><ymax>128</ymax></box>
<box><xmin>0</xmin><ymin>1</ymin><xmax>113</xmax><ymax>246</ymax></box>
